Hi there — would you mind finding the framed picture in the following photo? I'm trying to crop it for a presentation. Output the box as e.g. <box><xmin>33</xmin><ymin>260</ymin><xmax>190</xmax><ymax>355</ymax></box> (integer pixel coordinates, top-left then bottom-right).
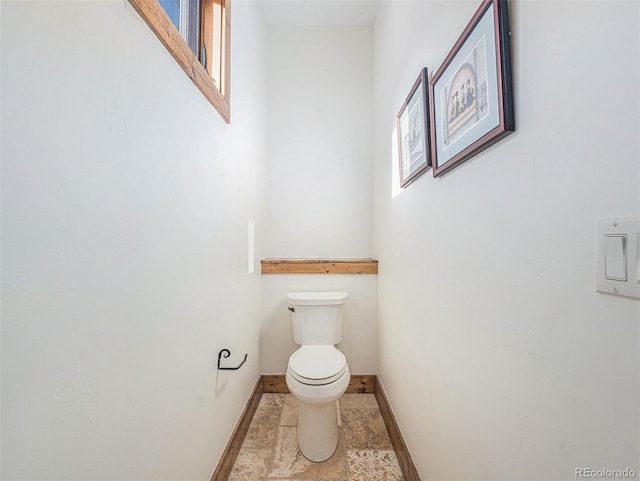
<box><xmin>429</xmin><ymin>0</ymin><xmax>514</xmax><ymax>177</ymax></box>
<box><xmin>397</xmin><ymin>68</ymin><xmax>430</xmax><ymax>187</ymax></box>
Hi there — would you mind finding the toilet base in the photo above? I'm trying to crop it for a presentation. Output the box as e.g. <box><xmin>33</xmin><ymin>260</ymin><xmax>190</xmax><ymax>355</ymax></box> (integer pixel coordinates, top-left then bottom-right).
<box><xmin>297</xmin><ymin>401</ymin><xmax>339</xmax><ymax>462</ymax></box>
<box><xmin>286</xmin><ymin>360</ymin><xmax>350</xmax><ymax>463</ymax></box>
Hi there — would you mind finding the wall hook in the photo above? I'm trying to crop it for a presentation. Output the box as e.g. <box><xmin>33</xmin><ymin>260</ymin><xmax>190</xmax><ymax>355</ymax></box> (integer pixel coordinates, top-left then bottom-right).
<box><xmin>217</xmin><ymin>349</ymin><xmax>248</xmax><ymax>371</ymax></box>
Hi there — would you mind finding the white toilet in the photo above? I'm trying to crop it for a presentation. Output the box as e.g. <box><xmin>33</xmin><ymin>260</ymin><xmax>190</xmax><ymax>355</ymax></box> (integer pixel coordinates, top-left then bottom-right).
<box><xmin>285</xmin><ymin>291</ymin><xmax>350</xmax><ymax>462</ymax></box>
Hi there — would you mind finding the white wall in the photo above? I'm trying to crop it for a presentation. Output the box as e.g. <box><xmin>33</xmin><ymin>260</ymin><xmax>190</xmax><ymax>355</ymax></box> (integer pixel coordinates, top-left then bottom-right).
<box><xmin>260</xmin><ymin>26</ymin><xmax>377</xmax><ymax>374</ymax></box>
<box><xmin>265</xmin><ymin>26</ymin><xmax>373</xmax><ymax>258</ymax></box>
<box><xmin>373</xmin><ymin>1</ymin><xmax>639</xmax><ymax>480</ymax></box>
<box><xmin>1</xmin><ymin>1</ymin><xmax>267</xmax><ymax>479</ymax></box>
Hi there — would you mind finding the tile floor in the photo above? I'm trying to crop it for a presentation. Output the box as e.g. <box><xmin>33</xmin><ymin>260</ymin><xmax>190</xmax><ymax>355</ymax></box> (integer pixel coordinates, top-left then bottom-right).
<box><xmin>228</xmin><ymin>393</ymin><xmax>404</xmax><ymax>481</ymax></box>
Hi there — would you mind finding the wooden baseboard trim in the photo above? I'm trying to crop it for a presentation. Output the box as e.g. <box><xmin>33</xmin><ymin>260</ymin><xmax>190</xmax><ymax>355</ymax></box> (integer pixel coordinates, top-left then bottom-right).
<box><xmin>374</xmin><ymin>376</ymin><xmax>421</xmax><ymax>481</ymax></box>
<box><xmin>262</xmin><ymin>374</ymin><xmax>375</xmax><ymax>394</ymax></box>
<box><xmin>262</xmin><ymin>374</ymin><xmax>288</xmax><ymax>393</ymax></box>
<box><xmin>347</xmin><ymin>374</ymin><xmax>376</xmax><ymax>393</ymax></box>
<box><xmin>209</xmin><ymin>376</ymin><xmax>263</xmax><ymax>481</ymax></box>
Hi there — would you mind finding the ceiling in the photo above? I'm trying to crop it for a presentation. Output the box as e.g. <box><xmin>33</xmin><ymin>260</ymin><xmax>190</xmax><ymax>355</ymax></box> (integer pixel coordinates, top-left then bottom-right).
<box><xmin>261</xmin><ymin>0</ymin><xmax>379</xmax><ymax>26</ymax></box>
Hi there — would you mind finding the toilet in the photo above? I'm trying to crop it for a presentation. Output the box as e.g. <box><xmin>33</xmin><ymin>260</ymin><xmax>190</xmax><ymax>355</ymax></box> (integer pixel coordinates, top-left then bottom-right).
<box><xmin>285</xmin><ymin>291</ymin><xmax>350</xmax><ymax>462</ymax></box>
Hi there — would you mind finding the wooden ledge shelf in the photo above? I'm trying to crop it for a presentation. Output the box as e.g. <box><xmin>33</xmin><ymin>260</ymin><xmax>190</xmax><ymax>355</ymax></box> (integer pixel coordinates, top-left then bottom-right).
<box><xmin>261</xmin><ymin>258</ymin><xmax>378</xmax><ymax>275</ymax></box>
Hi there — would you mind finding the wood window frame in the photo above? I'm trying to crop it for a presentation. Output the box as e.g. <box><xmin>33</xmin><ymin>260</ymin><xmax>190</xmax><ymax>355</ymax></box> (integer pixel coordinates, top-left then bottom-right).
<box><xmin>128</xmin><ymin>0</ymin><xmax>231</xmax><ymax>123</ymax></box>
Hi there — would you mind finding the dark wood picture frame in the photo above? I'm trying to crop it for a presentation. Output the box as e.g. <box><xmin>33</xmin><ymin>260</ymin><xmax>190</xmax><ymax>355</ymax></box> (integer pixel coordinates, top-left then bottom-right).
<box><xmin>397</xmin><ymin>68</ymin><xmax>431</xmax><ymax>187</ymax></box>
<box><xmin>429</xmin><ymin>0</ymin><xmax>514</xmax><ymax>177</ymax></box>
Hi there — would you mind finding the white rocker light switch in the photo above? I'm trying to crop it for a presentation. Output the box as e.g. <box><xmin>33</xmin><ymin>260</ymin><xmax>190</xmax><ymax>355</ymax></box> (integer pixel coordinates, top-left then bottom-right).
<box><xmin>604</xmin><ymin>235</ymin><xmax>626</xmax><ymax>281</ymax></box>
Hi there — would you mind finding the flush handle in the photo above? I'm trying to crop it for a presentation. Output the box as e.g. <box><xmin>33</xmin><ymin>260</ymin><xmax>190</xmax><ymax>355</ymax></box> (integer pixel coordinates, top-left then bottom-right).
<box><xmin>288</xmin><ymin>307</ymin><xmax>295</xmax><ymax>312</ymax></box>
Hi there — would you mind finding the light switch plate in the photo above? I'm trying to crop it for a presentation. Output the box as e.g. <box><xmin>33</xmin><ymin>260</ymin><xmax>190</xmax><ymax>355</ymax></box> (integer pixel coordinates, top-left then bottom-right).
<box><xmin>596</xmin><ymin>217</ymin><xmax>640</xmax><ymax>300</ymax></box>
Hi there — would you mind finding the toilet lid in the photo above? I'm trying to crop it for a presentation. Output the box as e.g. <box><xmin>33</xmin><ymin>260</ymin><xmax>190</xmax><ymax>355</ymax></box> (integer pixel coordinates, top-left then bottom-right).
<box><xmin>288</xmin><ymin>346</ymin><xmax>347</xmax><ymax>386</ymax></box>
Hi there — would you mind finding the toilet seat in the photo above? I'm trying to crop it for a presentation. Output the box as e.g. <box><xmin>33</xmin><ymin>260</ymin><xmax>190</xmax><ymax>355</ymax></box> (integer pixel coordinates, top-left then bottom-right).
<box><xmin>288</xmin><ymin>345</ymin><xmax>347</xmax><ymax>386</ymax></box>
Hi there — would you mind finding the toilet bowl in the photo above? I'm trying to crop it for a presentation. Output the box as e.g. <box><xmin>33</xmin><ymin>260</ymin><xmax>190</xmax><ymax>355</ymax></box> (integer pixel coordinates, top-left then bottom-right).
<box><xmin>285</xmin><ymin>292</ymin><xmax>350</xmax><ymax>462</ymax></box>
<box><xmin>286</xmin><ymin>346</ymin><xmax>350</xmax><ymax>461</ymax></box>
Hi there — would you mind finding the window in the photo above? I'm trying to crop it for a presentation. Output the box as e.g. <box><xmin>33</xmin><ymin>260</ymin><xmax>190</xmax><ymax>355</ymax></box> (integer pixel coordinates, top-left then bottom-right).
<box><xmin>158</xmin><ymin>0</ymin><xmax>200</xmax><ymax>56</ymax></box>
<box><xmin>128</xmin><ymin>0</ymin><xmax>231</xmax><ymax>122</ymax></box>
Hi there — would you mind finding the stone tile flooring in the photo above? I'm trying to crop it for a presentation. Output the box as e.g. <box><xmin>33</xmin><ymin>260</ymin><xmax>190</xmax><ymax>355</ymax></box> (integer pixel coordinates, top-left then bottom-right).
<box><xmin>228</xmin><ymin>393</ymin><xmax>404</xmax><ymax>481</ymax></box>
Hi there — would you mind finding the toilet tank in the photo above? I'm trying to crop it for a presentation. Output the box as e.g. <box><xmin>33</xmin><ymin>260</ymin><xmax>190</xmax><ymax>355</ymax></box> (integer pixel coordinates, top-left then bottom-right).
<box><xmin>287</xmin><ymin>292</ymin><xmax>348</xmax><ymax>345</ymax></box>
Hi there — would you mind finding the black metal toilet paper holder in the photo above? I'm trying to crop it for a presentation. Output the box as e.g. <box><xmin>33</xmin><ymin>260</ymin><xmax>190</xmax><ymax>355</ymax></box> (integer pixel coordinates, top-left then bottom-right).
<box><xmin>217</xmin><ymin>349</ymin><xmax>248</xmax><ymax>371</ymax></box>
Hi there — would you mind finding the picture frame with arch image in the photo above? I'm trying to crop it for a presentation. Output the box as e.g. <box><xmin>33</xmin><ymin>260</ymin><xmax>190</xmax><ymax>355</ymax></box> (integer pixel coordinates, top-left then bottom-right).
<box><xmin>429</xmin><ymin>0</ymin><xmax>515</xmax><ymax>178</ymax></box>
